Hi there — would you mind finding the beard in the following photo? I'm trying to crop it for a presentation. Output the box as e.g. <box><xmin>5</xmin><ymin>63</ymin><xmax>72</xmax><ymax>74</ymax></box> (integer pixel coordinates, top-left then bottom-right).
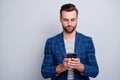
<box><xmin>62</xmin><ymin>25</ymin><xmax>77</xmax><ymax>33</ymax></box>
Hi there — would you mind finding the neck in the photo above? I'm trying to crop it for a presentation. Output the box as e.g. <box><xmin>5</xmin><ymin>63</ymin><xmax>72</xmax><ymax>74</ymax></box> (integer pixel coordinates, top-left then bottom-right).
<box><xmin>63</xmin><ymin>31</ymin><xmax>76</xmax><ymax>40</ymax></box>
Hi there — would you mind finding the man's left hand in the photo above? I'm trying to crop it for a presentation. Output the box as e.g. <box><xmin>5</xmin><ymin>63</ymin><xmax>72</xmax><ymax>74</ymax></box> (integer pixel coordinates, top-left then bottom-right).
<box><xmin>68</xmin><ymin>58</ymin><xmax>84</xmax><ymax>72</ymax></box>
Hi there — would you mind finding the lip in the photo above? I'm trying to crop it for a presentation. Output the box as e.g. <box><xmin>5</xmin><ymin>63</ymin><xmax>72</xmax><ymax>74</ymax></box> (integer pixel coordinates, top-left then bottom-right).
<box><xmin>67</xmin><ymin>25</ymin><xmax>72</xmax><ymax>27</ymax></box>
<box><xmin>67</xmin><ymin>26</ymin><xmax>73</xmax><ymax>30</ymax></box>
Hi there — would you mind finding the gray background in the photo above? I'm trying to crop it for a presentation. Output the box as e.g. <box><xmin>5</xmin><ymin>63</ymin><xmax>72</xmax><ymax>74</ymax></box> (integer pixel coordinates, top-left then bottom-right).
<box><xmin>0</xmin><ymin>0</ymin><xmax>120</xmax><ymax>80</ymax></box>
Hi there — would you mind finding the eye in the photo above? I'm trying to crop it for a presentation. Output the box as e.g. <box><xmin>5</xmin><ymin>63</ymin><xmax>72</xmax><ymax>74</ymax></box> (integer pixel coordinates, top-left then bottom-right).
<box><xmin>63</xmin><ymin>19</ymin><xmax>68</xmax><ymax>22</ymax></box>
<box><xmin>71</xmin><ymin>18</ymin><xmax>76</xmax><ymax>22</ymax></box>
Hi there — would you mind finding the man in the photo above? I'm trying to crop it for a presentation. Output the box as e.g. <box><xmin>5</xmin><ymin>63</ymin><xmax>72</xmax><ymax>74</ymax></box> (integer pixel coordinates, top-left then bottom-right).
<box><xmin>41</xmin><ymin>3</ymin><xmax>99</xmax><ymax>80</ymax></box>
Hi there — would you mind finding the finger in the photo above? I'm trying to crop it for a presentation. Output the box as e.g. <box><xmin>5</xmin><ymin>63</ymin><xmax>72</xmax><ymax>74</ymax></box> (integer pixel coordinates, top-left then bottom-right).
<box><xmin>71</xmin><ymin>58</ymin><xmax>80</xmax><ymax>61</ymax></box>
<box><xmin>72</xmin><ymin>58</ymin><xmax>80</xmax><ymax>63</ymax></box>
<box><xmin>69</xmin><ymin>61</ymin><xmax>80</xmax><ymax>67</ymax></box>
<box><xmin>70</xmin><ymin>60</ymin><xmax>80</xmax><ymax>64</ymax></box>
<box><xmin>68</xmin><ymin>64</ymin><xmax>77</xmax><ymax>69</ymax></box>
<box><xmin>69</xmin><ymin>60</ymin><xmax>78</xmax><ymax>64</ymax></box>
<box><xmin>64</xmin><ymin>58</ymin><xmax>71</xmax><ymax>61</ymax></box>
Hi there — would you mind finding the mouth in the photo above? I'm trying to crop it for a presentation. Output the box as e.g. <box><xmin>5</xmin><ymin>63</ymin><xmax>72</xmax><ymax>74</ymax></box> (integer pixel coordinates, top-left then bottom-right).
<box><xmin>67</xmin><ymin>25</ymin><xmax>73</xmax><ymax>29</ymax></box>
<box><xmin>66</xmin><ymin>26</ymin><xmax>73</xmax><ymax>31</ymax></box>
<box><xmin>67</xmin><ymin>25</ymin><xmax>72</xmax><ymax>27</ymax></box>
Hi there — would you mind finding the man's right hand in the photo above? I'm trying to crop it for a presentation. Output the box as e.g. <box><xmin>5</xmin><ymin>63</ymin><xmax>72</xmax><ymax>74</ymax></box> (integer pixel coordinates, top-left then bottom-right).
<box><xmin>56</xmin><ymin>58</ymin><xmax>71</xmax><ymax>74</ymax></box>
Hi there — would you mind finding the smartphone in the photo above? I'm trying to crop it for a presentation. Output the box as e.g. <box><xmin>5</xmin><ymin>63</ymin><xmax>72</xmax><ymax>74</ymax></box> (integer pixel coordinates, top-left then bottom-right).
<box><xmin>67</xmin><ymin>53</ymin><xmax>77</xmax><ymax>58</ymax></box>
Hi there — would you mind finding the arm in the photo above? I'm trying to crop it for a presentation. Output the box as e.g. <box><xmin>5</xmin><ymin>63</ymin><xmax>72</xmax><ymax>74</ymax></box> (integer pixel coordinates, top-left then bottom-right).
<box><xmin>82</xmin><ymin>38</ymin><xmax>99</xmax><ymax>78</ymax></box>
<box><xmin>41</xmin><ymin>38</ymin><xmax>71</xmax><ymax>78</ymax></box>
<box><xmin>41</xmin><ymin>38</ymin><xmax>56</xmax><ymax>78</ymax></box>
<box><xmin>56</xmin><ymin>58</ymin><xmax>71</xmax><ymax>74</ymax></box>
<box><xmin>68</xmin><ymin>38</ymin><xmax>99</xmax><ymax>78</ymax></box>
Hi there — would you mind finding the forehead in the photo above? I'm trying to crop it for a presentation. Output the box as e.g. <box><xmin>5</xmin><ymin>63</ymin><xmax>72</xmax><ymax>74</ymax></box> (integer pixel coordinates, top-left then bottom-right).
<box><xmin>61</xmin><ymin>10</ymin><xmax>77</xmax><ymax>18</ymax></box>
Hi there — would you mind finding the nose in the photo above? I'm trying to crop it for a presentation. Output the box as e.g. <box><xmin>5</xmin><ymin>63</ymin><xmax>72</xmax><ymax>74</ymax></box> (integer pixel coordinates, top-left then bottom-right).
<box><xmin>68</xmin><ymin>20</ymin><xmax>72</xmax><ymax>25</ymax></box>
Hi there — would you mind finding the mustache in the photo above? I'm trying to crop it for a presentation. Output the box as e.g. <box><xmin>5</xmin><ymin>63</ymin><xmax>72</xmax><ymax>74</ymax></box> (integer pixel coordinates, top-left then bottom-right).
<box><xmin>67</xmin><ymin>25</ymin><xmax>72</xmax><ymax>27</ymax></box>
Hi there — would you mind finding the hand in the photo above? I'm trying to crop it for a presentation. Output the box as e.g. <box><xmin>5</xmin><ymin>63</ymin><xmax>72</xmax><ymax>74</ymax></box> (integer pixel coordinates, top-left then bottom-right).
<box><xmin>68</xmin><ymin>58</ymin><xmax>84</xmax><ymax>72</ymax></box>
<box><xmin>62</xmin><ymin>58</ymin><xmax>71</xmax><ymax>71</ymax></box>
<box><xmin>56</xmin><ymin>58</ymin><xmax>71</xmax><ymax>74</ymax></box>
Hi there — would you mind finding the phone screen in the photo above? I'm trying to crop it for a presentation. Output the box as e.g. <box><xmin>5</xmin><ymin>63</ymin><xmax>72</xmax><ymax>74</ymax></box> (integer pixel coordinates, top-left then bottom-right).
<box><xmin>67</xmin><ymin>53</ymin><xmax>77</xmax><ymax>58</ymax></box>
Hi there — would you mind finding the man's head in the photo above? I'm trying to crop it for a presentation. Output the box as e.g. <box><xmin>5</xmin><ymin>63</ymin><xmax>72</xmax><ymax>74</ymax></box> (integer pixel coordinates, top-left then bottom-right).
<box><xmin>60</xmin><ymin>3</ymin><xmax>78</xmax><ymax>17</ymax></box>
<box><xmin>60</xmin><ymin>3</ymin><xmax>78</xmax><ymax>33</ymax></box>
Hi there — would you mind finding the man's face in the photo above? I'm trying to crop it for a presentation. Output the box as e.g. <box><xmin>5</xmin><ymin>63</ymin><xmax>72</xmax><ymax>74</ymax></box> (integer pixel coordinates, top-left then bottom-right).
<box><xmin>60</xmin><ymin>10</ymin><xmax>78</xmax><ymax>33</ymax></box>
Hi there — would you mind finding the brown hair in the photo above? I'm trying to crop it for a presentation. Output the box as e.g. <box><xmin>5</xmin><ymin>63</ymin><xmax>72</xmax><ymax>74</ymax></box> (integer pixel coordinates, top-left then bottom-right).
<box><xmin>60</xmin><ymin>3</ymin><xmax>78</xmax><ymax>17</ymax></box>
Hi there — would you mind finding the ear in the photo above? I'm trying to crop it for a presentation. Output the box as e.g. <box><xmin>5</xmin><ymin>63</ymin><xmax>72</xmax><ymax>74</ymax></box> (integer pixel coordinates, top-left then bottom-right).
<box><xmin>60</xmin><ymin>16</ymin><xmax>62</xmax><ymax>23</ymax></box>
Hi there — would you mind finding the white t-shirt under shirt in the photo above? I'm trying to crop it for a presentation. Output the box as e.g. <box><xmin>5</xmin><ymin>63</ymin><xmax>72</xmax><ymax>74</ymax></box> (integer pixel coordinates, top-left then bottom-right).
<box><xmin>64</xmin><ymin>37</ymin><xmax>75</xmax><ymax>80</ymax></box>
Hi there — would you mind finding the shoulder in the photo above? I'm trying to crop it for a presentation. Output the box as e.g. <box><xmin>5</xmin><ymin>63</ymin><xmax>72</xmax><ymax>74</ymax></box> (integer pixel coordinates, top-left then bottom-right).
<box><xmin>76</xmin><ymin>32</ymin><xmax>92</xmax><ymax>40</ymax></box>
<box><xmin>76</xmin><ymin>32</ymin><xmax>94</xmax><ymax>45</ymax></box>
<box><xmin>46</xmin><ymin>32</ymin><xmax>63</xmax><ymax>42</ymax></box>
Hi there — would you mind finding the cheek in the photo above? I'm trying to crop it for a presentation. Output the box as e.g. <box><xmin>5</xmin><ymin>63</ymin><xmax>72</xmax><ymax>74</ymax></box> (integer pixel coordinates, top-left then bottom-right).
<box><xmin>72</xmin><ymin>21</ymin><xmax>77</xmax><ymax>25</ymax></box>
<box><xmin>62</xmin><ymin>22</ymin><xmax>68</xmax><ymax>26</ymax></box>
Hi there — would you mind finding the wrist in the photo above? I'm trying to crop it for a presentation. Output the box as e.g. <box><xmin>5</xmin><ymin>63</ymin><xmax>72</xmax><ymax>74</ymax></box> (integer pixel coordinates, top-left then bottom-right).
<box><xmin>56</xmin><ymin>64</ymin><xmax>64</xmax><ymax>74</ymax></box>
<box><xmin>77</xmin><ymin>63</ymin><xmax>84</xmax><ymax>72</ymax></box>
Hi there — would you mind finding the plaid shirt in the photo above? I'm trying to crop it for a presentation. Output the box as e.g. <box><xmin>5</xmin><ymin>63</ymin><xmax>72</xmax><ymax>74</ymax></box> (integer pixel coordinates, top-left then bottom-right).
<box><xmin>41</xmin><ymin>32</ymin><xmax>99</xmax><ymax>80</ymax></box>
